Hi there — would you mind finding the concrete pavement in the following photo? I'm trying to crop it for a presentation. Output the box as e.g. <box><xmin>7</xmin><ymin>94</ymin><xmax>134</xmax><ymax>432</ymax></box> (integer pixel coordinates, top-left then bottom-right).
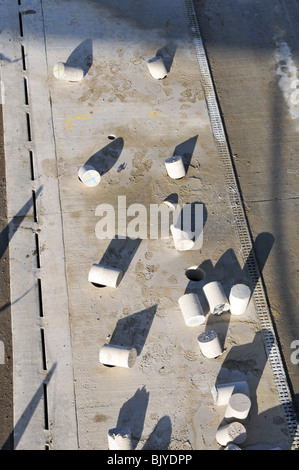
<box><xmin>0</xmin><ymin>0</ymin><xmax>298</xmax><ymax>450</ymax></box>
<box><xmin>193</xmin><ymin>0</ymin><xmax>299</xmax><ymax>415</ymax></box>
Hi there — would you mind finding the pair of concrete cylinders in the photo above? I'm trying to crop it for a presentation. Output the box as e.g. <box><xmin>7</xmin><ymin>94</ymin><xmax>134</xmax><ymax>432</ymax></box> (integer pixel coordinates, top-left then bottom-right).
<box><xmin>147</xmin><ymin>56</ymin><xmax>167</xmax><ymax>80</ymax></box>
<box><xmin>203</xmin><ymin>281</ymin><xmax>251</xmax><ymax>316</ymax></box>
<box><xmin>78</xmin><ymin>164</ymin><xmax>101</xmax><ymax>187</ymax></box>
<box><xmin>99</xmin><ymin>344</ymin><xmax>137</xmax><ymax>368</ymax></box>
<box><xmin>108</xmin><ymin>427</ymin><xmax>133</xmax><ymax>450</ymax></box>
<box><xmin>53</xmin><ymin>62</ymin><xmax>84</xmax><ymax>82</ymax></box>
<box><xmin>211</xmin><ymin>381</ymin><xmax>250</xmax><ymax>406</ymax></box>
<box><xmin>88</xmin><ymin>264</ymin><xmax>122</xmax><ymax>288</ymax></box>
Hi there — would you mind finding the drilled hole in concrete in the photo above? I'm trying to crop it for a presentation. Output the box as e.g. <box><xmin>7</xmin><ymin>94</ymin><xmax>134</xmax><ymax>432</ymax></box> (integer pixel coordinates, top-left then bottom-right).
<box><xmin>185</xmin><ymin>266</ymin><xmax>205</xmax><ymax>282</ymax></box>
<box><xmin>108</xmin><ymin>134</ymin><xmax>116</xmax><ymax>140</ymax></box>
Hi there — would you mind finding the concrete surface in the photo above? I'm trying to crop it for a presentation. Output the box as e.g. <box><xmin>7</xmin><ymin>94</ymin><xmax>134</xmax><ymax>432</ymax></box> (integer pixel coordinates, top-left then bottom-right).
<box><xmin>0</xmin><ymin>0</ymin><xmax>297</xmax><ymax>450</ymax></box>
<box><xmin>193</xmin><ymin>0</ymin><xmax>299</xmax><ymax>415</ymax></box>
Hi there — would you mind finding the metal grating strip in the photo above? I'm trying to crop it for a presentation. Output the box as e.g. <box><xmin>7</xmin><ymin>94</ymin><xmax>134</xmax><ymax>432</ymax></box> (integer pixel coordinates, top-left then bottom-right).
<box><xmin>184</xmin><ymin>0</ymin><xmax>299</xmax><ymax>449</ymax></box>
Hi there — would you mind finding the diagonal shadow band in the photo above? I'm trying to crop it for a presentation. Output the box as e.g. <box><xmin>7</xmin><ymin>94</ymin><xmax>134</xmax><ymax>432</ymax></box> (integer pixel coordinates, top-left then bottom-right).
<box><xmin>0</xmin><ymin>185</ymin><xmax>43</xmax><ymax>260</ymax></box>
<box><xmin>3</xmin><ymin>362</ymin><xmax>57</xmax><ymax>450</ymax></box>
<box><xmin>109</xmin><ymin>304</ymin><xmax>157</xmax><ymax>356</ymax></box>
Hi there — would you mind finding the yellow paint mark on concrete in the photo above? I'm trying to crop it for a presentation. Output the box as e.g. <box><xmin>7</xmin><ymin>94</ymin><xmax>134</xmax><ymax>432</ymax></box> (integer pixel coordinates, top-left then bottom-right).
<box><xmin>149</xmin><ymin>111</ymin><xmax>160</xmax><ymax>117</ymax></box>
<box><xmin>65</xmin><ymin>114</ymin><xmax>92</xmax><ymax>131</ymax></box>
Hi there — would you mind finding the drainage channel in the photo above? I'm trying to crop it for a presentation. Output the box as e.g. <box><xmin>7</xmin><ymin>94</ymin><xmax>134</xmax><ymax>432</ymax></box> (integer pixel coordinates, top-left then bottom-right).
<box><xmin>18</xmin><ymin>0</ymin><xmax>50</xmax><ymax>448</ymax></box>
<box><xmin>185</xmin><ymin>0</ymin><xmax>299</xmax><ymax>448</ymax></box>
<box><xmin>0</xmin><ymin>0</ymin><xmax>78</xmax><ymax>449</ymax></box>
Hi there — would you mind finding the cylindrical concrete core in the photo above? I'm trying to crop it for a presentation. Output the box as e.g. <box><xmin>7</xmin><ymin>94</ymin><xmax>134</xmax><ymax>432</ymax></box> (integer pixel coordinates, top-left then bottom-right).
<box><xmin>224</xmin><ymin>393</ymin><xmax>251</xmax><ymax>421</ymax></box>
<box><xmin>147</xmin><ymin>56</ymin><xmax>167</xmax><ymax>79</ymax></box>
<box><xmin>53</xmin><ymin>62</ymin><xmax>84</xmax><ymax>81</ymax></box>
<box><xmin>203</xmin><ymin>281</ymin><xmax>230</xmax><ymax>315</ymax></box>
<box><xmin>78</xmin><ymin>164</ymin><xmax>101</xmax><ymax>187</ymax></box>
<box><xmin>229</xmin><ymin>284</ymin><xmax>251</xmax><ymax>315</ymax></box>
<box><xmin>99</xmin><ymin>344</ymin><xmax>137</xmax><ymax>368</ymax></box>
<box><xmin>198</xmin><ymin>330</ymin><xmax>222</xmax><ymax>358</ymax></box>
<box><xmin>165</xmin><ymin>155</ymin><xmax>186</xmax><ymax>179</ymax></box>
<box><xmin>211</xmin><ymin>381</ymin><xmax>250</xmax><ymax>406</ymax></box>
<box><xmin>216</xmin><ymin>422</ymin><xmax>247</xmax><ymax>447</ymax></box>
<box><xmin>170</xmin><ymin>224</ymin><xmax>194</xmax><ymax>251</ymax></box>
<box><xmin>178</xmin><ymin>293</ymin><xmax>206</xmax><ymax>327</ymax></box>
<box><xmin>108</xmin><ymin>427</ymin><xmax>133</xmax><ymax>450</ymax></box>
<box><xmin>88</xmin><ymin>264</ymin><xmax>122</xmax><ymax>288</ymax></box>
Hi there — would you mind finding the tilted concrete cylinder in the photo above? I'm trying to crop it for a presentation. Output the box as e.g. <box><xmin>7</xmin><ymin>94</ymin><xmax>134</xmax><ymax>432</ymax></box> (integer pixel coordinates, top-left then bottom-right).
<box><xmin>170</xmin><ymin>224</ymin><xmax>194</xmax><ymax>251</ymax></box>
<box><xmin>224</xmin><ymin>393</ymin><xmax>251</xmax><ymax>421</ymax></box>
<box><xmin>203</xmin><ymin>281</ymin><xmax>230</xmax><ymax>315</ymax></box>
<box><xmin>211</xmin><ymin>381</ymin><xmax>250</xmax><ymax>406</ymax></box>
<box><xmin>198</xmin><ymin>330</ymin><xmax>222</xmax><ymax>358</ymax></box>
<box><xmin>88</xmin><ymin>264</ymin><xmax>122</xmax><ymax>288</ymax></box>
<box><xmin>99</xmin><ymin>344</ymin><xmax>137</xmax><ymax>368</ymax></box>
<box><xmin>78</xmin><ymin>164</ymin><xmax>101</xmax><ymax>187</ymax></box>
<box><xmin>178</xmin><ymin>293</ymin><xmax>206</xmax><ymax>327</ymax></box>
<box><xmin>147</xmin><ymin>56</ymin><xmax>167</xmax><ymax>79</ymax></box>
<box><xmin>216</xmin><ymin>422</ymin><xmax>247</xmax><ymax>447</ymax></box>
<box><xmin>229</xmin><ymin>284</ymin><xmax>251</xmax><ymax>315</ymax></box>
<box><xmin>165</xmin><ymin>155</ymin><xmax>186</xmax><ymax>179</ymax></box>
<box><xmin>108</xmin><ymin>427</ymin><xmax>133</xmax><ymax>450</ymax></box>
<box><xmin>53</xmin><ymin>62</ymin><xmax>84</xmax><ymax>81</ymax></box>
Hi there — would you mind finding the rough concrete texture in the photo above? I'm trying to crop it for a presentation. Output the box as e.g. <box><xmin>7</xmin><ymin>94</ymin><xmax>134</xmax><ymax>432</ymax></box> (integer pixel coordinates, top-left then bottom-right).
<box><xmin>193</xmin><ymin>0</ymin><xmax>299</xmax><ymax>415</ymax></box>
<box><xmin>0</xmin><ymin>0</ymin><xmax>297</xmax><ymax>450</ymax></box>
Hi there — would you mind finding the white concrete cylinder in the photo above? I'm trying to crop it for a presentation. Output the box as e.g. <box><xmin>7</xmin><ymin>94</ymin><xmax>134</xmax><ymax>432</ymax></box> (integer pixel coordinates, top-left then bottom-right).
<box><xmin>202</xmin><ymin>281</ymin><xmax>230</xmax><ymax>315</ymax></box>
<box><xmin>108</xmin><ymin>427</ymin><xmax>133</xmax><ymax>450</ymax></box>
<box><xmin>147</xmin><ymin>56</ymin><xmax>167</xmax><ymax>79</ymax></box>
<box><xmin>78</xmin><ymin>164</ymin><xmax>101</xmax><ymax>187</ymax></box>
<box><xmin>88</xmin><ymin>264</ymin><xmax>122</xmax><ymax>288</ymax></box>
<box><xmin>170</xmin><ymin>224</ymin><xmax>194</xmax><ymax>251</ymax></box>
<box><xmin>224</xmin><ymin>393</ymin><xmax>251</xmax><ymax>421</ymax></box>
<box><xmin>165</xmin><ymin>155</ymin><xmax>186</xmax><ymax>179</ymax></box>
<box><xmin>53</xmin><ymin>62</ymin><xmax>84</xmax><ymax>81</ymax></box>
<box><xmin>99</xmin><ymin>344</ymin><xmax>137</xmax><ymax>368</ymax></box>
<box><xmin>178</xmin><ymin>293</ymin><xmax>206</xmax><ymax>327</ymax></box>
<box><xmin>198</xmin><ymin>330</ymin><xmax>222</xmax><ymax>358</ymax></box>
<box><xmin>229</xmin><ymin>284</ymin><xmax>251</xmax><ymax>315</ymax></box>
<box><xmin>211</xmin><ymin>381</ymin><xmax>250</xmax><ymax>406</ymax></box>
<box><xmin>216</xmin><ymin>422</ymin><xmax>247</xmax><ymax>447</ymax></box>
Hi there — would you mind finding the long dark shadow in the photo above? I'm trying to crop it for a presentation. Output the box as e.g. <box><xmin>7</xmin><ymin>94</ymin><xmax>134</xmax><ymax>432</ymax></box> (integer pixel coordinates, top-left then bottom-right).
<box><xmin>156</xmin><ymin>42</ymin><xmax>178</xmax><ymax>73</ymax></box>
<box><xmin>109</xmin><ymin>304</ymin><xmax>157</xmax><ymax>356</ymax></box>
<box><xmin>116</xmin><ymin>385</ymin><xmax>149</xmax><ymax>449</ymax></box>
<box><xmin>0</xmin><ymin>285</ymin><xmax>35</xmax><ymax>315</ymax></box>
<box><xmin>173</xmin><ymin>135</ymin><xmax>198</xmax><ymax>175</ymax></box>
<box><xmin>0</xmin><ymin>185</ymin><xmax>43</xmax><ymax>260</ymax></box>
<box><xmin>66</xmin><ymin>38</ymin><xmax>93</xmax><ymax>77</ymax></box>
<box><xmin>3</xmin><ymin>362</ymin><xmax>57</xmax><ymax>450</ymax></box>
<box><xmin>85</xmin><ymin>137</ymin><xmax>124</xmax><ymax>178</ymax></box>
<box><xmin>142</xmin><ymin>415</ymin><xmax>172</xmax><ymax>450</ymax></box>
<box><xmin>97</xmin><ymin>236</ymin><xmax>141</xmax><ymax>284</ymax></box>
